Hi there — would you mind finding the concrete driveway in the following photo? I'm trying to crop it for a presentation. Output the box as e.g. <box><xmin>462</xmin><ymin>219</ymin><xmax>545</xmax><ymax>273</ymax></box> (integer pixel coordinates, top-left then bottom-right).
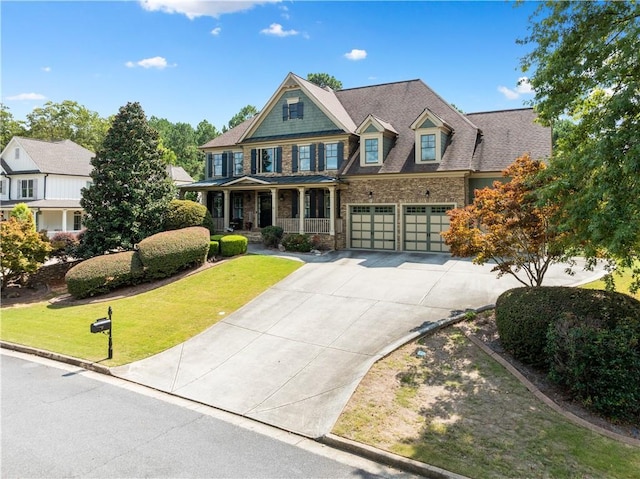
<box><xmin>112</xmin><ymin>249</ymin><xmax>602</xmax><ymax>438</ymax></box>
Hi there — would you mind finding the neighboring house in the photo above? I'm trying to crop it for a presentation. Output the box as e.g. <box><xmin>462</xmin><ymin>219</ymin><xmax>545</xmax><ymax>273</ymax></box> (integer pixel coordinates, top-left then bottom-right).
<box><xmin>0</xmin><ymin>138</ymin><xmax>193</xmax><ymax>236</ymax></box>
<box><xmin>0</xmin><ymin>137</ymin><xmax>94</xmax><ymax>237</ymax></box>
<box><xmin>182</xmin><ymin>72</ymin><xmax>552</xmax><ymax>252</ymax></box>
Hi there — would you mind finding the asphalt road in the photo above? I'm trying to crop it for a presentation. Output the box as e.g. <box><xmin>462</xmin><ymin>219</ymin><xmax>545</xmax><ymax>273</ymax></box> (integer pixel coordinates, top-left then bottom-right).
<box><xmin>1</xmin><ymin>351</ymin><xmax>415</xmax><ymax>479</ymax></box>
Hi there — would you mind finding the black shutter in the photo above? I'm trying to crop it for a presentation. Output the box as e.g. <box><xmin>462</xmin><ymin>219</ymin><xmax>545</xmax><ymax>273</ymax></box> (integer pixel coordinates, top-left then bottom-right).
<box><xmin>317</xmin><ymin>143</ymin><xmax>325</xmax><ymax>171</ymax></box>
<box><xmin>298</xmin><ymin>102</ymin><xmax>304</xmax><ymax>119</ymax></box>
<box><xmin>276</xmin><ymin>147</ymin><xmax>282</xmax><ymax>173</ymax></box>
<box><xmin>292</xmin><ymin>189</ymin><xmax>299</xmax><ymax>218</ymax></box>
<box><xmin>221</xmin><ymin>153</ymin><xmax>228</xmax><ymax>177</ymax></box>
<box><xmin>227</xmin><ymin>152</ymin><xmax>234</xmax><ymax>177</ymax></box>
<box><xmin>283</xmin><ymin>104</ymin><xmax>289</xmax><ymax>121</ymax></box>
<box><xmin>251</xmin><ymin>149</ymin><xmax>257</xmax><ymax>174</ymax></box>
<box><xmin>207</xmin><ymin>153</ymin><xmax>213</xmax><ymax>178</ymax></box>
<box><xmin>310</xmin><ymin>144</ymin><xmax>316</xmax><ymax>171</ymax></box>
<box><xmin>309</xmin><ymin>190</ymin><xmax>317</xmax><ymax>218</ymax></box>
<box><xmin>336</xmin><ymin>190</ymin><xmax>341</xmax><ymax>218</ymax></box>
<box><xmin>317</xmin><ymin>189</ymin><xmax>325</xmax><ymax>218</ymax></box>
<box><xmin>292</xmin><ymin>145</ymin><xmax>298</xmax><ymax>173</ymax></box>
<box><xmin>337</xmin><ymin>142</ymin><xmax>344</xmax><ymax>169</ymax></box>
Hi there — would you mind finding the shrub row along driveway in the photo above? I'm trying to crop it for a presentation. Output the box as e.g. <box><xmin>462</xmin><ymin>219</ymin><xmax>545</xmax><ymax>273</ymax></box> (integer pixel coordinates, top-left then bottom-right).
<box><xmin>112</xmin><ymin>250</ymin><xmax>603</xmax><ymax>438</ymax></box>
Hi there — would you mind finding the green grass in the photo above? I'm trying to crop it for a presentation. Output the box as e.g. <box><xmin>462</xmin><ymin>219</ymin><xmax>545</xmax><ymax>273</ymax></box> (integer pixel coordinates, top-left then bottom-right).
<box><xmin>582</xmin><ymin>262</ymin><xmax>640</xmax><ymax>300</ymax></box>
<box><xmin>1</xmin><ymin>255</ymin><xmax>301</xmax><ymax>366</ymax></box>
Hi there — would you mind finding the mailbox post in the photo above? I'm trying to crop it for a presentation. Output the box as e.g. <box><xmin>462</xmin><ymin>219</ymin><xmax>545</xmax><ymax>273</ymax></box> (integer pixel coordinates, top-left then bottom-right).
<box><xmin>90</xmin><ymin>307</ymin><xmax>113</xmax><ymax>359</ymax></box>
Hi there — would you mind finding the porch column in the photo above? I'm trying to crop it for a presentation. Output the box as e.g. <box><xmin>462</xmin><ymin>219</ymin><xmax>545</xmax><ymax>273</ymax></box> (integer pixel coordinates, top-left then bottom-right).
<box><xmin>270</xmin><ymin>188</ymin><xmax>277</xmax><ymax>227</ymax></box>
<box><xmin>329</xmin><ymin>187</ymin><xmax>336</xmax><ymax>236</ymax></box>
<box><xmin>298</xmin><ymin>186</ymin><xmax>305</xmax><ymax>234</ymax></box>
<box><xmin>223</xmin><ymin>189</ymin><xmax>230</xmax><ymax>230</ymax></box>
<box><xmin>61</xmin><ymin>209</ymin><xmax>68</xmax><ymax>232</ymax></box>
<box><xmin>200</xmin><ymin>191</ymin><xmax>207</xmax><ymax>206</ymax></box>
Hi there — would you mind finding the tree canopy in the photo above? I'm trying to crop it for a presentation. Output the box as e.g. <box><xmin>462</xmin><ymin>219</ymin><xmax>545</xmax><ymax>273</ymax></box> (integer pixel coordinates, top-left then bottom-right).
<box><xmin>442</xmin><ymin>155</ymin><xmax>567</xmax><ymax>287</ymax></box>
<box><xmin>0</xmin><ymin>104</ymin><xmax>26</xmax><ymax>150</ymax></box>
<box><xmin>520</xmin><ymin>1</ymin><xmax>640</xmax><ymax>289</ymax></box>
<box><xmin>307</xmin><ymin>73</ymin><xmax>343</xmax><ymax>90</ymax></box>
<box><xmin>227</xmin><ymin>105</ymin><xmax>258</xmax><ymax>130</ymax></box>
<box><xmin>80</xmin><ymin>102</ymin><xmax>175</xmax><ymax>257</ymax></box>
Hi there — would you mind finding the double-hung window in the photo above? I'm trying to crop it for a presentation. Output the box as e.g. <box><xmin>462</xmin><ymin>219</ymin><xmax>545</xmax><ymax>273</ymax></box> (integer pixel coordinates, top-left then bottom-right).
<box><xmin>259</xmin><ymin>148</ymin><xmax>275</xmax><ymax>173</ymax></box>
<box><xmin>299</xmin><ymin>145</ymin><xmax>311</xmax><ymax>171</ymax></box>
<box><xmin>325</xmin><ymin>143</ymin><xmax>338</xmax><ymax>170</ymax></box>
<box><xmin>21</xmin><ymin>179</ymin><xmax>34</xmax><ymax>199</ymax></box>
<box><xmin>364</xmin><ymin>138</ymin><xmax>379</xmax><ymax>164</ymax></box>
<box><xmin>233</xmin><ymin>152</ymin><xmax>243</xmax><ymax>176</ymax></box>
<box><xmin>73</xmin><ymin>211</ymin><xmax>82</xmax><ymax>231</ymax></box>
<box><xmin>213</xmin><ymin>154</ymin><xmax>223</xmax><ymax>176</ymax></box>
<box><xmin>421</xmin><ymin>134</ymin><xmax>436</xmax><ymax>161</ymax></box>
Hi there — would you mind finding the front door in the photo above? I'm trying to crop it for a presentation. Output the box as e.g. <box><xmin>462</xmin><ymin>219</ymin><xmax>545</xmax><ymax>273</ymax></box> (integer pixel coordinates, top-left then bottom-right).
<box><xmin>259</xmin><ymin>193</ymin><xmax>272</xmax><ymax>228</ymax></box>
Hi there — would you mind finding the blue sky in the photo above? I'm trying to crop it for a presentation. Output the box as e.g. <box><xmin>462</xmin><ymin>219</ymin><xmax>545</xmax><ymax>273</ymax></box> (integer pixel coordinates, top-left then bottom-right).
<box><xmin>2</xmin><ymin>0</ymin><xmax>541</xmax><ymax>131</ymax></box>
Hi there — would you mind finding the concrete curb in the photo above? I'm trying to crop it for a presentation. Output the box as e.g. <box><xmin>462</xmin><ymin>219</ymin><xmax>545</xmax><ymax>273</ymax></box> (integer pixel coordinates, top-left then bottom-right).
<box><xmin>319</xmin><ymin>433</ymin><xmax>471</xmax><ymax>479</ymax></box>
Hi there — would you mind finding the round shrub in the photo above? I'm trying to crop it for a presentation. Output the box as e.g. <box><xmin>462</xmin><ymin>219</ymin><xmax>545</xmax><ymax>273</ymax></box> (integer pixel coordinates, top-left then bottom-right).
<box><xmin>546</xmin><ymin>293</ymin><xmax>640</xmax><ymax>422</ymax></box>
<box><xmin>211</xmin><ymin>234</ymin><xmax>225</xmax><ymax>242</ymax></box>
<box><xmin>496</xmin><ymin>286</ymin><xmax>640</xmax><ymax>368</ymax></box>
<box><xmin>208</xmin><ymin>240</ymin><xmax>219</xmax><ymax>259</ymax></box>
<box><xmin>261</xmin><ymin>226</ymin><xmax>283</xmax><ymax>247</ymax></box>
<box><xmin>138</xmin><ymin>226</ymin><xmax>210</xmax><ymax>279</ymax></box>
<box><xmin>282</xmin><ymin>233</ymin><xmax>312</xmax><ymax>252</ymax></box>
<box><xmin>65</xmin><ymin>251</ymin><xmax>144</xmax><ymax>299</ymax></box>
<box><xmin>219</xmin><ymin>235</ymin><xmax>248</xmax><ymax>257</ymax></box>
<box><xmin>163</xmin><ymin>199</ymin><xmax>215</xmax><ymax>234</ymax></box>
<box><xmin>50</xmin><ymin>232</ymin><xmax>79</xmax><ymax>261</ymax></box>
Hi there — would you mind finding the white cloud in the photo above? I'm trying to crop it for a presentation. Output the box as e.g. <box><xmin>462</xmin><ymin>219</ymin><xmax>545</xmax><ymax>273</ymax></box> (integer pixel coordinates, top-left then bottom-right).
<box><xmin>498</xmin><ymin>76</ymin><xmax>534</xmax><ymax>100</ymax></box>
<box><xmin>344</xmin><ymin>49</ymin><xmax>367</xmax><ymax>61</ymax></box>
<box><xmin>211</xmin><ymin>27</ymin><xmax>221</xmax><ymax>36</ymax></box>
<box><xmin>260</xmin><ymin>23</ymin><xmax>298</xmax><ymax>37</ymax></box>
<box><xmin>41</xmin><ymin>66</ymin><xmax>51</xmax><ymax>73</ymax></box>
<box><xmin>280</xmin><ymin>5</ymin><xmax>289</xmax><ymax>19</ymax></box>
<box><xmin>125</xmin><ymin>56</ymin><xmax>174</xmax><ymax>69</ymax></box>
<box><xmin>6</xmin><ymin>93</ymin><xmax>46</xmax><ymax>101</ymax></box>
<box><xmin>139</xmin><ymin>0</ymin><xmax>280</xmax><ymax>19</ymax></box>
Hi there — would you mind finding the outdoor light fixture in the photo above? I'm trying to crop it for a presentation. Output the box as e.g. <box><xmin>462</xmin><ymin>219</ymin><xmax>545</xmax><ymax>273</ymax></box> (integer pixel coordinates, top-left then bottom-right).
<box><xmin>279</xmin><ymin>193</ymin><xmax>284</xmax><ymax>202</ymax></box>
<box><xmin>368</xmin><ymin>191</ymin><xmax>373</xmax><ymax>199</ymax></box>
<box><xmin>425</xmin><ymin>190</ymin><xmax>430</xmax><ymax>198</ymax></box>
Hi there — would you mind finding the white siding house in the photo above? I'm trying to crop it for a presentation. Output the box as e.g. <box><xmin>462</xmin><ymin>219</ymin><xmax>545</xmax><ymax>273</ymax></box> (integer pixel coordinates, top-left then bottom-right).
<box><xmin>1</xmin><ymin>137</ymin><xmax>94</xmax><ymax>236</ymax></box>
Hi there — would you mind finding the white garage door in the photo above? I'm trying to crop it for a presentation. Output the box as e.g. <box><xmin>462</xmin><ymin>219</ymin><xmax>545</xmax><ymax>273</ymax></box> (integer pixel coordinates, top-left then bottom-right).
<box><xmin>403</xmin><ymin>205</ymin><xmax>453</xmax><ymax>252</ymax></box>
<box><xmin>350</xmin><ymin>205</ymin><xmax>396</xmax><ymax>250</ymax></box>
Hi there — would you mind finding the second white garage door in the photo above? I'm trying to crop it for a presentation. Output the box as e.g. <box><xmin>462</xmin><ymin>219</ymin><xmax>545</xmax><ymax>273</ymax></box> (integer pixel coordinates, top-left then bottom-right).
<box><xmin>403</xmin><ymin>205</ymin><xmax>453</xmax><ymax>252</ymax></box>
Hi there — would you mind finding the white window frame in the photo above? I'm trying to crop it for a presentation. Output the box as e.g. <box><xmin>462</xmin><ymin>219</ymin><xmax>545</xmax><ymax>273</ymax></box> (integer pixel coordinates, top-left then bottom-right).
<box><xmin>213</xmin><ymin>153</ymin><xmax>223</xmax><ymax>176</ymax></box>
<box><xmin>20</xmin><ymin>179</ymin><xmax>34</xmax><ymax>199</ymax></box>
<box><xmin>73</xmin><ymin>211</ymin><xmax>83</xmax><ymax>231</ymax></box>
<box><xmin>298</xmin><ymin>144</ymin><xmax>311</xmax><ymax>171</ymax></box>
<box><xmin>233</xmin><ymin>151</ymin><xmax>243</xmax><ymax>176</ymax></box>
<box><xmin>361</xmin><ymin>134</ymin><xmax>382</xmax><ymax>166</ymax></box>
<box><xmin>420</xmin><ymin>133</ymin><xmax>437</xmax><ymax>162</ymax></box>
<box><xmin>325</xmin><ymin>143</ymin><xmax>338</xmax><ymax>170</ymax></box>
<box><xmin>414</xmin><ymin>128</ymin><xmax>444</xmax><ymax>163</ymax></box>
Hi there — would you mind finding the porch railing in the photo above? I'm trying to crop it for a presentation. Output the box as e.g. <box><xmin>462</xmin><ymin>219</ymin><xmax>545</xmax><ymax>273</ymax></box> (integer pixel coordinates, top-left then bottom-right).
<box><xmin>276</xmin><ymin>218</ymin><xmax>343</xmax><ymax>235</ymax></box>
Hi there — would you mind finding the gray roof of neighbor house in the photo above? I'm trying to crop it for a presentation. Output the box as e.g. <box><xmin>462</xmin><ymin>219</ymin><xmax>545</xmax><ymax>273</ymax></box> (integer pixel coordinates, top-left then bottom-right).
<box><xmin>167</xmin><ymin>165</ymin><xmax>194</xmax><ymax>183</ymax></box>
<box><xmin>197</xmin><ymin>75</ymin><xmax>551</xmax><ymax>174</ymax></box>
<box><xmin>3</xmin><ymin>137</ymin><xmax>95</xmax><ymax>176</ymax></box>
<box><xmin>466</xmin><ymin>108</ymin><xmax>552</xmax><ymax>171</ymax></box>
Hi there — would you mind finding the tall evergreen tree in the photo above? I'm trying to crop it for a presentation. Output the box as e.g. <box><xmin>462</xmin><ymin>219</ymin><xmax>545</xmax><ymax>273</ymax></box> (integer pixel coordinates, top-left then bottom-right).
<box><xmin>80</xmin><ymin>102</ymin><xmax>174</xmax><ymax>257</ymax></box>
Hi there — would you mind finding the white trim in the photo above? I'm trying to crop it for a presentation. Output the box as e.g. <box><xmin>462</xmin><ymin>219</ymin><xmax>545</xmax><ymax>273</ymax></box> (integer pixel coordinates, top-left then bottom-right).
<box><xmin>360</xmin><ymin>134</ymin><xmax>383</xmax><ymax>167</ymax></box>
<box><xmin>223</xmin><ymin>175</ymin><xmax>271</xmax><ymax>186</ymax></box>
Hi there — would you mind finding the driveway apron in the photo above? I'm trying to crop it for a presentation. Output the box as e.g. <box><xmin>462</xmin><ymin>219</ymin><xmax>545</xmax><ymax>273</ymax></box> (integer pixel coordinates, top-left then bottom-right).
<box><xmin>111</xmin><ymin>251</ymin><xmax>602</xmax><ymax>438</ymax></box>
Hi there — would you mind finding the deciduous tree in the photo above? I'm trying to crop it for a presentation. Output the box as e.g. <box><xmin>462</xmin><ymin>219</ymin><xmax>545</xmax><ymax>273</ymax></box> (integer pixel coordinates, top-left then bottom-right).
<box><xmin>80</xmin><ymin>102</ymin><xmax>174</xmax><ymax>257</ymax></box>
<box><xmin>519</xmin><ymin>1</ymin><xmax>640</xmax><ymax>290</ymax></box>
<box><xmin>0</xmin><ymin>104</ymin><xmax>26</xmax><ymax>150</ymax></box>
<box><xmin>441</xmin><ymin>155</ymin><xmax>566</xmax><ymax>287</ymax></box>
<box><xmin>307</xmin><ymin>73</ymin><xmax>343</xmax><ymax>90</ymax></box>
<box><xmin>0</xmin><ymin>205</ymin><xmax>51</xmax><ymax>289</ymax></box>
<box><xmin>227</xmin><ymin>105</ymin><xmax>258</xmax><ymax>130</ymax></box>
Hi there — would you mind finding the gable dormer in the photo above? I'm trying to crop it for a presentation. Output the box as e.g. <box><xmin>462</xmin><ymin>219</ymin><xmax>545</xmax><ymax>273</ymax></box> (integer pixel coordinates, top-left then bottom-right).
<box><xmin>410</xmin><ymin>108</ymin><xmax>452</xmax><ymax>164</ymax></box>
<box><xmin>355</xmin><ymin>115</ymin><xmax>397</xmax><ymax>167</ymax></box>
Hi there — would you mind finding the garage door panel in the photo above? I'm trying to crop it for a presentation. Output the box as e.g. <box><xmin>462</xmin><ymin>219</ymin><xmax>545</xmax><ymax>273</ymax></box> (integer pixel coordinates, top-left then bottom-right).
<box><xmin>350</xmin><ymin>205</ymin><xmax>396</xmax><ymax>250</ymax></box>
<box><xmin>403</xmin><ymin>205</ymin><xmax>453</xmax><ymax>253</ymax></box>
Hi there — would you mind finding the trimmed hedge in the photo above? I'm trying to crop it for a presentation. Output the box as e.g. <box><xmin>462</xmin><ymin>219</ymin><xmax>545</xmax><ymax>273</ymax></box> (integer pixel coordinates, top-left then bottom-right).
<box><xmin>65</xmin><ymin>251</ymin><xmax>144</xmax><ymax>299</ymax></box>
<box><xmin>138</xmin><ymin>226</ymin><xmax>210</xmax><ymax>279</ymax></box>
<box><xmin>282</xmin><ymin>233</ymin><xmax>312</xmax><ymax>252</ymax></box>
<box><xmin>496</xmin><ymin>287</ymin><xmax>640</xmax><ymax>367</ymax></box>
<box><xmin>163</xmin><ymin>199</ymin><xmax>215</xmax><ymax>234</ymax></box>
<box><xmin>208</xmin><ymin>240</ymin><xmax>219</xmax><ymax>259</ymax></box>
<box><xmin>219</xmin><ymin>235</ymin><xmax>248</xmax><ymax>257</ymax></box>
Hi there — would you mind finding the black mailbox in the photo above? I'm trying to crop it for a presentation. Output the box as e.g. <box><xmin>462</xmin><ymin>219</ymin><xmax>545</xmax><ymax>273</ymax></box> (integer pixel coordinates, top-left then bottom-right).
<box><xmin>90</xmin><ymin>317</ymin><xmax>111</xmax><ymax>333</ymax></box>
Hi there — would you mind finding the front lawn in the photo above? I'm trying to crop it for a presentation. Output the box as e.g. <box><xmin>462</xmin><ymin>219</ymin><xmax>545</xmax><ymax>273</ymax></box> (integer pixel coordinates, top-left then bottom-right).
<box><xmin>0</xmin><ymin>255</ymin><xmax>301</xmax><ymax>366</ymax></box>
<box><xmin>582</xmin><ymin>262</ymin><xmax>640</xmax><ymax>300</ymax></box>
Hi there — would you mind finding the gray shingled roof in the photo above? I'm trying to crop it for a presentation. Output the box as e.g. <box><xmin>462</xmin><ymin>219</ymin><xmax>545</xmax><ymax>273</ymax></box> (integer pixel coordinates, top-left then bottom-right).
<box><xmin>167</xmin><ymin>165</ymin><xmax>194</xmax><ymax>182</ymax></box>
<box><xmin>336</xmin><ymin>79</ymin><xmax>481</xmax><ymax>174</ymax></box>
<box><xmin>466</xmin><ymin>108</ymin><xmax>552</xmax><ymax>172</ymax></box>
<box><xmin>9</xmin><ymin>137</ymin><xmax>94</xmax><ymax>176</ymax></box>
<box><xmin>199</xmin><ymin>118</ymin><xmax>255</xmax><ymax>149</ymax></box>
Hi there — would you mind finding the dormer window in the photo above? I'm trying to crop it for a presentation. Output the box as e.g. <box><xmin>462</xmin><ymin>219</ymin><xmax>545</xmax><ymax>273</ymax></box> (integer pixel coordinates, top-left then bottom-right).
<box><xmin>411</xmin><ymin>108</ymin><xmax>452</xmax><ymax>164</ymax></box>
<box><xmin>356</xmin><ymin>115</ymin><xmax>398</xmax><ymax>167</ymax></box>
<box><xmin>283</xmin><ymin>97</ymin><xmax>304</xmax><ymax>120</ymax></box>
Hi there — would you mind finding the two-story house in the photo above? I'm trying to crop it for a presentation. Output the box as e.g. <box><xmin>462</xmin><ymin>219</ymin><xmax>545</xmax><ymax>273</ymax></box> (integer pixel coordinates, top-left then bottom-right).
<box><xmin>0</xmin><ymin>137</ymin><xmax>94</xmax><ymax>236</ymax></box>
<box><xmin>181</xmin><ymin>72</ymin><xmax>551</xmax><ymax>252</ymax></box>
